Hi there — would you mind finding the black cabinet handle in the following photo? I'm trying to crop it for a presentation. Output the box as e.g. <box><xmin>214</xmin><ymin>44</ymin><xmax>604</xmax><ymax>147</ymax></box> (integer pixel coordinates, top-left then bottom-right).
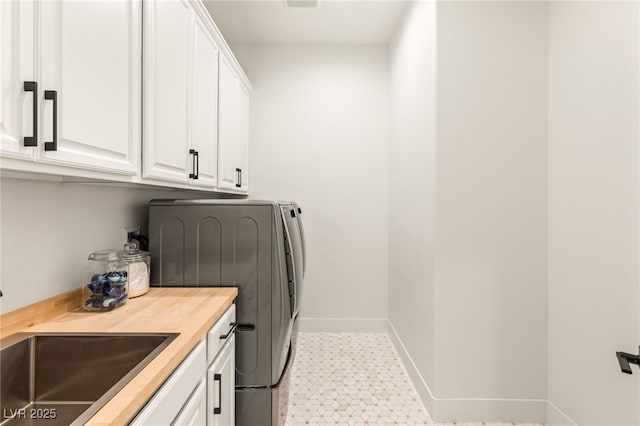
<box><xmin>213</xmin><ymin>373</ymin><xmax>222</xmax><ymax>415</ymax></box>
<box><xmin>235</xmin><ymin>168</ymin><xmax>241</xmax><ymax>187</ymax></box>
<box><xmin>219</xmin><ymin>322</ymin><xmax>236</xmax><ymax>340</ymax></box>
<box><xmin>616</xmin><ymin>347</ymin><xmax>640</xmax><ymax>374</ymax></box>
<box><xmin>44</xmin><ymin>90</ymin><xmax>57</xmax><ymax>151</ymax></box>
<box><xmin>195</xmin><ymin>151</ymin><xmax>199</xmax><ymax>179</ymax></box>
<box><xmin>189</xmin><ymin>149</ymin><xmax>199</xmax><ymax>179</ymax></box>
<box><xmin>23</xmin><ymin>81</ymin><xmax>38</xmax><ymax>147</ymax></box>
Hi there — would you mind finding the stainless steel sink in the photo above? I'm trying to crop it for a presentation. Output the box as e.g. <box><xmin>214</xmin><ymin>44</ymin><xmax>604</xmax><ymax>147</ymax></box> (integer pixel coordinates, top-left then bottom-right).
<box><xmin>0</xmin><ymin>332</ymin><xmax>178</xmax><ymax>426</ymax></box>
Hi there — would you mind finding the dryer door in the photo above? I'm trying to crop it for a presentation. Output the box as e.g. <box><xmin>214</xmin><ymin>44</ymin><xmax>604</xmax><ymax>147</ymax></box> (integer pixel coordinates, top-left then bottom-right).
<box><xmin>280</xmin><ymin>204</ymin><xmax>304</xmax><ymax>318</ymax></box>
<box><xmin>292</xmin><ymin>203</ymin><xmax>306</xmax><ymax>278</ymax></box>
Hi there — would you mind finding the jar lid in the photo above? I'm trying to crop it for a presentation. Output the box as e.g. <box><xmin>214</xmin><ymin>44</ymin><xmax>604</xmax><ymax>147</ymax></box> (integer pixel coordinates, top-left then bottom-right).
<box><xmin>88</xmin><ymin>250</ymin><xmax>121</xmax><ymax>261</ymax></box>
<box><xmin>121</xmin><ymin>243</ymin><xmax>149</xmax><ymax>262</ymax></box>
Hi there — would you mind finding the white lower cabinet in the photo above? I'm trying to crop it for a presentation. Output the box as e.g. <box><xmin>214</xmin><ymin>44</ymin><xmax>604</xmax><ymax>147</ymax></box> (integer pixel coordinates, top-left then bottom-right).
<box><xmin>173</xmin><ymin>379</ymin><xmax>207</xmax><ymax>426</ymax></box>
<box><xmin>131</xmin><ymin>305</ymin><xmax>236</xmax><ymax>426</ymax></box>
<box><xmin>208</xmin><ymin>334</ymin><xmax>235</xmax><ymax>426</ymax></box>
<box><xmin>131</xmin><ymin>340</ymin><xmax>207</xmax><ymax>425</ymax></box>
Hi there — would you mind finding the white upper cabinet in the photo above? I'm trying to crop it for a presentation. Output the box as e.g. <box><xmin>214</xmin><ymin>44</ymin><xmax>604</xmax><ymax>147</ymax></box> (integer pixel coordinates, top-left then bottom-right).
<box><xmin>0</xmin><ymin>1</ymin><xmax>141</xmax><ymax>174</ymax></box>
<box><xmin>1</xmin><ymin>0</ymin><xmax>250</xmax><ymax>193</ymax></box>
<box><xmin>217</xmin><ymin>55</ymin><xmax>240</xmax><ymax>191</ymax></box>
<box><xmin>143</xmin><ymin>0</ymin><xmax>192</xmax><ymax>184</ymax></box>
<box><xmin>0</xmin><ymin>1</ymin><xmax>37</xmax><ymax>162</ymax></box>
<box><xmin>37</xmin><ymin>1</ymin><xmax>141</xmax><ymax>174</ymax></box>
<box><xmin>218</xmin><ymin>54</ymin><xmax>250</xmax><ymax>193</ymax></box>
<box><xmin>238</xmin><ymin>83</ymin><xmax>250</xmax><ymax>193</ymax></box>
<box><xmin>143</xmin><ymin>0</ymin><xmax>226</xmax><ymax>188</ymax></box>
<box><xmin>191</xmin><ymin>10</ymin><xmax>220</xmax><ymax>188</ymax></box>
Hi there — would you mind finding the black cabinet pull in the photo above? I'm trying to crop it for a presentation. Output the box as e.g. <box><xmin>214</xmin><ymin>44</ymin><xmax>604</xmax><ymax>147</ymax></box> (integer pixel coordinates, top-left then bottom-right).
<box><xmin>195</xmin><ymin>150</ymin><xmax>199</xmax><ymax>179</ymax></box>
<box><xmin>189</xmin><ymin>149</ymin><xmax>199</xmax><ymax>179</ymax></box>
<box><xmin>44</xmin><ymin>90</ymin><xmax>57</xmax><ymax>151</ymax></box>
<box><xmin>235</xmin><ymin>168</ymin><xmax>241</xmax><ymax>187</ymax></box>
<box><xmin>219</xmin><ymin>322</ymin><xmax>236</xmax><ymax>340</ymax></box>
<box><xmin>616</xmin><ymin>347</ymin><xmax>640</xmax><ymax>374</ymax></box>
<box><xmin>23</xmin><ymin>81</ymin><xmax>38</xmax><ymax>147</ymax></box>
<box><xmin>213</xmin><ymin>373</ymin><xmax>222</xmax><ymax>415</ymax></box>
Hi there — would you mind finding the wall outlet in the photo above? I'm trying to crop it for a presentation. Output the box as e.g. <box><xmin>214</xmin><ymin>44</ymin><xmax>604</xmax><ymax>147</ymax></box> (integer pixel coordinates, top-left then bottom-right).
<box><xmin>122</xmin><ymin>225</ymin><xmax>142</xmax><ymax>245</ymax></box>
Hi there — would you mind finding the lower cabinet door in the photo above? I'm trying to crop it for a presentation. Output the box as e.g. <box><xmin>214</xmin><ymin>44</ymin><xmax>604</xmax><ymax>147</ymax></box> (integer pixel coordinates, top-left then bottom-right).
<box><xmin>131</xmin><ymin>340</ymin><xmax>206</xmax><ymax>425</ymax></box>
<box><xmin>208</xmin><ymin>334</ymin><xmax>235</xmax><ymax>426</ymax></box>
<box><xmin>173</xmin><ymin>378</ymin><xmax>207</xmax><ymax>426</ymax></box>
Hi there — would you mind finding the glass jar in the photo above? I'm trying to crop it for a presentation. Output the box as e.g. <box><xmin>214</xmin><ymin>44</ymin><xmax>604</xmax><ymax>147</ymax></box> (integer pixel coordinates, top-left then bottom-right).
<box><xmin>121</xmin><ymin>243</ymin><xmax>150</xmax><ymax>298</ymax></box>
<box><xmin>83</xmin><ymin>250</ymin><xmax>129</xmax><ymax>311</ymax></box>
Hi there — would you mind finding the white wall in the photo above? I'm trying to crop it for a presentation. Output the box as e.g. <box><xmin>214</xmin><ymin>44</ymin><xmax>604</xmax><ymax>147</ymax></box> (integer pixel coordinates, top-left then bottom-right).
<box><xmin>232</xmin><ymin>44</ymin><xmax>390</xmax><ymax>330</ymax></box>
<box><xmin>0</xmin><ymin>177</ymin><xmax>220</xmax><ymax>313</ymax></box>
<box><xmin>547</xmin><ymin>2</ymin><xmax>640</xmax><ymax>425</ymax></box>
<box><xmin>389</xmin><ymin>1</ymin><xmax>549</xmax><ymax>422</ymax></box>
<box><xmin>436</xmin><ymin>0</ymin><xmax>548</xmax><ymax>406</ymax></box>
<box><xmin>388</xmin><ymin>0</ymin><xmax>437</xmax><ymax>414</ymax></box>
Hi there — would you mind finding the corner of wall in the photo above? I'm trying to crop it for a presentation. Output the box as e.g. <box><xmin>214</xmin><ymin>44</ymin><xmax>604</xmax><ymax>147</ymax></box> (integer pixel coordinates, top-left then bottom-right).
<box><xmin>546</xmin><ymin>400</ymin><xmax>578</xmax><ymax>426</ymax></box>
<box><xmin>387</xmin><ymin>320</ymin><xmax>437</xmax><ymax>416</ymax></box>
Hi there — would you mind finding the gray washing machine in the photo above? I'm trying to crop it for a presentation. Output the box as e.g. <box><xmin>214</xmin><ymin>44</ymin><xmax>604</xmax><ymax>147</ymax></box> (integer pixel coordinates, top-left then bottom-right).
<box><xmin>148</xmin><ymin>199</ymin><xmax>306</xmax><ymax>425</ymax></box>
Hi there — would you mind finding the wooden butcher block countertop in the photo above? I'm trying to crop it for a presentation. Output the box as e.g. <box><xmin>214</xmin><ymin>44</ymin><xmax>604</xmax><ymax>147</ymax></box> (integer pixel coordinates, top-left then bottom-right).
<box><xmin>0</xmin><ymin>287</ymin><xmax>238</xmax><ymax>425</ymax></box>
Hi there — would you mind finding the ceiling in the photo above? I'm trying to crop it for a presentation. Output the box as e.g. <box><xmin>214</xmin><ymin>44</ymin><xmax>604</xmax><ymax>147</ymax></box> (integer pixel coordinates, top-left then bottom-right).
<box><xmin>203</xmin><ymin>0</ymin><xmax>409</xmax><ymax>45</ymax></box>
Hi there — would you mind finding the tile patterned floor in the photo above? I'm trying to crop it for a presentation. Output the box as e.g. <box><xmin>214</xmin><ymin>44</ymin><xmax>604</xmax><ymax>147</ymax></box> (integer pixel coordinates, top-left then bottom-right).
<box><xmin>285</xmin><ymin>332</ymin><xmax>543</xmax><ymax>426</ymax></box>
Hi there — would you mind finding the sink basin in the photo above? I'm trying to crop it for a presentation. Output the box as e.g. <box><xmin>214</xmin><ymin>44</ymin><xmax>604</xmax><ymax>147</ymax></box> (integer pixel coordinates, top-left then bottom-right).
<box><xmin>0</xmin><ymin>332</ymin><xmax>178</xmax><ymax>426</ymax></box>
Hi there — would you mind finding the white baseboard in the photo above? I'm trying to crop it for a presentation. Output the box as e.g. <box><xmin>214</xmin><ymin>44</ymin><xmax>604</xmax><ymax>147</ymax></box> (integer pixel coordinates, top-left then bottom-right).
<box><xmin>546</xmin><ymin>400</ymin><xmax>578</xmax><ymax>426</ymax></box>
<box><xmin>387</xmin><ymin>320</ymin><xmax>547</xmax><ymax>423</ymax></box>
<box><xmin>294</xmin><ymin>317</ymin><xmax>388</xmax><ymax>333</ymax></box>
<box><xmin>435</xmin><ymin>399</ymin><xmax>547</xmax><ymax>423</ymax></box>
<box><xmin>387</xmin><ymin>321</ymin><xmax>437</xmax><ymax>416</ymax></box>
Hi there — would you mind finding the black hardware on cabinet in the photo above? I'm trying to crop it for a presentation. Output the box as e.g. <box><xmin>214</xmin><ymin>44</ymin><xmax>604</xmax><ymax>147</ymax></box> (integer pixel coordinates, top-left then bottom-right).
<box><xmin>213</xmin><ymin>373</ymin><xmax>222</xmax><ymax>415</ymax></box>
<box><xmin>23</xmin><ymin>81</ymin><xmax>38</xmax><ymax>147</ymax></box>
<box><xmin>616</xmin><ymin>347</ymin><xmax>640</xmax><ymax>374</ymax></box>
<box><xmin>290</xmin><ymin>209</ymin><xmax>296</xmax><ymax>218</ymax></box>
<box><xmin>219</xmin><ymin>322</ymin><xmax>237</xmax><ymax>340</ymax></box>
<box><xmin>44</xmin><ymin>90</ymin><xmax>57</xmax><ymax>151</ymax></box>
<box><xmin>189</xmin><ymin>149</ymin><xmax>199</xmax><ymax>179</ymax></box>
<box><xmin>235</xmin><ymin>168</ymin><xmax>241</xmax><ymax>187</ymax></box>
<box><xmin>298</xmin><ymin>207</ymin><xmax>302</xmax><ymax>214</ymax></box>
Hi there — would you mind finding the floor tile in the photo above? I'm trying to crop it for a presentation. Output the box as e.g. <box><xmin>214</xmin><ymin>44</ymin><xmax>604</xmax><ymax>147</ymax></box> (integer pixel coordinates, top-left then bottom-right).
<box><xmin>285</xmin><ymin>332</ymin><xmax>544</xmax><ymax>426</ymax></box>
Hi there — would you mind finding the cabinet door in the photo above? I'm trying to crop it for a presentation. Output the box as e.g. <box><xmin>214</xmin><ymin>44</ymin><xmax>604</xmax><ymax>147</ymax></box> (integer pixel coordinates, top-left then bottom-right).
<box><xmin>217</xmin><ymin>55</ymin><xmax>240</xmax><ymax>191</ymax></box>
<box><xmin>131</xmin><ymin>340</ymin><xmax>207</xmax><ymax>426</ymax></box>
<box><xmin>143</xmin><ymin>0</ymin><xmax>191</xmax><ymax>183</ymax></box>
<box><xmin>38</xmin><ymin>0</ymin><xmax>140</xmax><ymax>175</ymax></box>
<box><xmin>237</xmin><ymin>84</ymin><xmax>250</xmax><ymax>193</ymax></box>
<box><xmin>173</xmin><ymin>378</ymin><xmax>207</xmax><ymax>426</ymax></box>
<box><xmin>191</xmin><ymin>13</ymin><xmax>219</xmax><ymax>188</ymax></box>
<box><xmin>0</xmin><ymin>0</ymin><xmax>37</xmax><ymax>161</ymax></box>
<box><xmin>208</xmin><ymin>334</ymin><xmax>235</xmax><ymax>426</ymax></box>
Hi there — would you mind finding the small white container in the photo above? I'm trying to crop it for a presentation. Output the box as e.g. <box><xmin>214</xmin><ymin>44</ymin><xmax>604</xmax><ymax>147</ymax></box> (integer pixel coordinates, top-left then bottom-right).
<box><xmin>121</xmin><ymin>243</ymin><xmax>150</xmax><ymax>298</ymax></box>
